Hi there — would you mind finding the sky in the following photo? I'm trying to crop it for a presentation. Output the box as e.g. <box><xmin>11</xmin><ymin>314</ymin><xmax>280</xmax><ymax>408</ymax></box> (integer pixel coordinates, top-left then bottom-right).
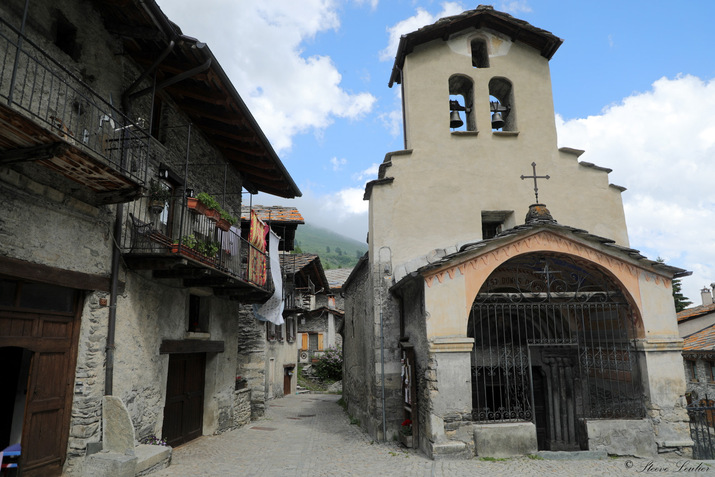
<box><xmin>158</xmin><ymin>0</ymin><xmax>715</xmax><ymax>305</ymax></box>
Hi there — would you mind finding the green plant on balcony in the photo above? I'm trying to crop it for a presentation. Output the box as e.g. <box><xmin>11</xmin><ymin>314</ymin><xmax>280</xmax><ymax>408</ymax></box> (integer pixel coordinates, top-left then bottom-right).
<box><xmin>195</xmin><ymin>239</ymin><xmax>219</xmax><ymax>258</ymax></box>
<box><xmin>147</xmin><ymin>180</ymin><xmax>172</xmax><ymax>212</ymax></box>
<box><xmin>196</xmin><ymin>192</ymin><xmax>221</xmax><ymax>211</ymax></box>
<box><xmin>219</xmin><ymin>210</ymin><xmax>237</xmax><ymax>226</ymax></box>
<box><xmin>177</xmin><ymin>234</ymin><xmax>197</xmax><ymax>249</ymax></box>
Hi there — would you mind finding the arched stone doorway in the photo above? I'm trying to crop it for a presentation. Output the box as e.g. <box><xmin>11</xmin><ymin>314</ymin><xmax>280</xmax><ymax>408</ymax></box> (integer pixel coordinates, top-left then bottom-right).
<box><xmin>468</xmin><ymin>253</ymin><xmax>644</xmax><ymax>451</ymax></box>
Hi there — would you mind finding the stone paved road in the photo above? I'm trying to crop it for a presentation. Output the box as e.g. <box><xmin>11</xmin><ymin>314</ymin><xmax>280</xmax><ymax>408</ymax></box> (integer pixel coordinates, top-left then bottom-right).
<box><xmin>152</xmin><ymin>394</ymin><xmax>714</xmax><ymax>477</ymax></box>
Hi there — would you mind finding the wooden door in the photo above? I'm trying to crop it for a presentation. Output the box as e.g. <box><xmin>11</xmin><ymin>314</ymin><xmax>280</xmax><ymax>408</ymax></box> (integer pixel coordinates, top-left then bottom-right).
<box><xmin>532</xmin><ymin>367</ymin><xmax>548</xmax><ymax>450</ymax></box>
<box><xmin>163</xmin><ymin>353</ymin><xmax>205</xmax><ymax>447</ymax></box>
<box><xmin>283</xmin><ymin>367</ymin><xmax>293</xmax><ymax>396</ymax></box>
<box><xmin>0</xmin><ymin>279</ymin><xmax>82</xmax><ymax>477</ymax></box>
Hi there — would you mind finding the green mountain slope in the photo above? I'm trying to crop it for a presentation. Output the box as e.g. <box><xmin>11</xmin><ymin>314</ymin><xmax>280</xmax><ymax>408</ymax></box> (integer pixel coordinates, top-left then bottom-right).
<box><xmin>294</xmin><ymin>223</ymin><xmax>367</xmax><ymax>270</ymax></box>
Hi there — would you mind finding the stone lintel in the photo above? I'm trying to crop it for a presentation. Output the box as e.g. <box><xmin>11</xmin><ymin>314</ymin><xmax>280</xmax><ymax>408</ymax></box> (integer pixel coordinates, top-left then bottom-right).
<box><xmin>429</xmin><ymin>337</ymin><xmax>474</xmax><ymax>353</ymax></box>
<box><xmin>635</xmin><ymin>338</ymin><xmax>683</xmax><ymax>352</ymax></box>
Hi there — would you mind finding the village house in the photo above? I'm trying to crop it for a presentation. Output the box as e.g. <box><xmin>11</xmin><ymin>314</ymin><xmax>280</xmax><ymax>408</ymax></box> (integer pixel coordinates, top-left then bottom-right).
<box><xmin>343</xmin><ymin>6</ymin><xmax>692</xmax><ymax>460</ymax></box>
<box><xmin>276</xmin><ymin>254</ymin><xmax>341</xmax><ymax>364</ymax></box>
<box><xmin>0</xmin><ymin>1</ymin><xmax>299</xmax><ymax>476</ymax></box>
<box><xmin>236</xmin><ymin>206</ymin><xmax>305</xmax><ymax>413</ymax></box>
<box><xmin>679</xmin><ymin>286</ymin><xmax>715</xmax><ymax>403</ymax></box>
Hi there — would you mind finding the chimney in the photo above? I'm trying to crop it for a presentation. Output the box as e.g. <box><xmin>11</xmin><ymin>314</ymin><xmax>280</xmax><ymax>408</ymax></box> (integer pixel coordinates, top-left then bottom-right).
<box><xmin>702</xmin><ymin>286</ymin><xmax>714</xmax><ymax>306</ymax></box>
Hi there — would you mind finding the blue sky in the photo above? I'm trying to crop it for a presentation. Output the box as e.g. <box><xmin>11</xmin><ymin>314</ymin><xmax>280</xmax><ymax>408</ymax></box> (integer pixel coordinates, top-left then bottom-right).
<box><xmin>160</xmin><ymin>1</ymin><xmax>715</xmax><ymax>304</ymax></box>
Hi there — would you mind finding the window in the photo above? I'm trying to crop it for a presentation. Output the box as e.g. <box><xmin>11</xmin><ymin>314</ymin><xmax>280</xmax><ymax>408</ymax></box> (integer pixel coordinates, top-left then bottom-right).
<box><xmin>150</xmin><ymin>96</ymin><xmax>168</xmax><ymax>144</ymax></box>
<box><xmin>687</xmin><ymin>360</ymin><xmax>698</xmax><ymax>382</ymax></box>
<box><xmin>308</xmin><ymin>333</ymin><xmax>324</xmax><ymax>352</ymax></box>
<box><xmin>489</xmin><ymin>77</ymin><xmax>515</xmax><ymax>131</ymax></box>
<box><xmin>709</xmin><ymin>361</ymin><xmax>715</xmax><ymax>382</ymax></box>
<box><xmin>448</xmin><ymin>75</ymin><xmax>475</xmax><ymax>132</ymax></box>
<box><xmin>53</xmin><ymin>11</ymin><xmax>80</xmax><ymax>61</ymax></box>
<box><xmin>188</xmin><ymin>295</ymin><xmax>209</xmax><ymax>333</ymax></box>
<box><xmin>266</xmin><ymin>322</ymin><xmax>276</xmax><ymax>341</ymax></box>
<box><xmin>481</xmin><ymin>211</ymin><xmax>513</xmax><ymax>240</ymax></box>
<box><xmin>471</xmin><ymin>38</ymin><xmax>489</xmax><ymax>68</ymax></box>
<box><xmin>286</xmin><ymin>318</ymin><xmax>296</xmax><ymax>343</ymax></box>
<box><xmin>276</xmin><ymin>323</ymin><xmax>283</xmax><ymax>342</ymax></box>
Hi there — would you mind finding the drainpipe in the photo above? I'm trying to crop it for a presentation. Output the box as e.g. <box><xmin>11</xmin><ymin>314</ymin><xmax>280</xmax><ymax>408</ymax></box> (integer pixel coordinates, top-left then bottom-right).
<box><xmin>105</xmin><ymin>202</ymin><xmax>122</xmax><ymax>396</ymax></box>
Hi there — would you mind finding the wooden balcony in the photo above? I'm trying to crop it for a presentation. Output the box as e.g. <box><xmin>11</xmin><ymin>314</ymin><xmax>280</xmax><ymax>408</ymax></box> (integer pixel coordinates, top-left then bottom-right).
<box><xmin>0</xmin><ymin>18</ymin><xmax>146</xmax><ymax>204</ymax></box>
<box><xmin>121</xmin><ymin>197</ymin><xmax>274</xmax><ymax>303</ymax></box>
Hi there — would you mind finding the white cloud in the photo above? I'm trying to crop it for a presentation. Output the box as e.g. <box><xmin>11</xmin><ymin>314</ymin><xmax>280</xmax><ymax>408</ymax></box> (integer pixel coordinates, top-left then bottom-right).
<box><xmin>496</xmin><ymin>1</ymin><xmax>532</xmax><ymax>14</ymax></box>
<box><xmin>354</xmin><ymin>0</ymin><xmax>379</xmax><ymax>11</ymax></box>
<box><xmin>158</xmin><ymin>0</ymin><xmax>375</xmax><ymax>153</ymax></box>
<box><xmin>556</xmin><ymin>75</ymin><xmax>715</xmax><ymax>303</ymax></box>
<box><xmin>379</xmin><ymin>2</ymin><xmax>466</xmax><ymax>62</ymax></box>
<box><xmin>330</xmin><ymin>157</ymin><xmax>348</xmax><ymax>171</ymax></box>
<box><xmin>354</xmin><ymin>163</ymin><xmax>380</xmax><ymax>182</ymax></box>
<box><xmin>254</xmin><ymin>187</ymin><xmax>368</xmax><ymax>242</ymax></box>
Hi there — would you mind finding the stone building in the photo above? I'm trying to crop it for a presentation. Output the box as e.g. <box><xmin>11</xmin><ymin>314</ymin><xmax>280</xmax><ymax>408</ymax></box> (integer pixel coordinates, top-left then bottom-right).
<box><xmin>278</xmin><ymin>254</ymin><xmax>341</xmax><ymax>363</ymax></box>
<box><xmin>0</xmin><ymin>1</ymin><xmax>299</xmax><ymax>476</ymax></box>
<box><xmin>343</xmin><ymin>6</ymin><xmax>692</xmax><ymax>460</ymax></box>
<box><xmin>679</xmin><ymin>286</ymin><xmax>715</xmax><ymax>403</ymax></box>
<box><xmin>236</xmin><ymin>206</ymin><xmax>305</xmax><ymax>413</ymax></box>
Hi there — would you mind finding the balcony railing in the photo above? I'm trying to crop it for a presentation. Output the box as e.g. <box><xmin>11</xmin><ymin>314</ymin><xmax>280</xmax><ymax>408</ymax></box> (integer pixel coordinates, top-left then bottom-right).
<box><xmin>121</xmin><ymin>195</ymin><xmax>274</xmax><ymax>297</ymax></box>
<box><xmin>0</xmin><ymin>16</ymin><xmax>147</xmax><ymax>190</ymax></box>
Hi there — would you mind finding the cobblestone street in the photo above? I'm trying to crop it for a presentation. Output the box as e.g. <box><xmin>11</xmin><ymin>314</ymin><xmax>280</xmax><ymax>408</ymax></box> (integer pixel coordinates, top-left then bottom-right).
<box><xmin>151</xmin><ymin>394</ymin><xmax>714</xmax><ymax>477</ymax></box>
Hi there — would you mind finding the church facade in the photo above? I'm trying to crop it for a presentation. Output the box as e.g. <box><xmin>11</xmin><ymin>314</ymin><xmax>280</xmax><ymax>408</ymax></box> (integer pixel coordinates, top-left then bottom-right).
<box><xmin>343</xmin><ymin>6</ymin><xmax>692</xmax><ymax>459</ymax></box>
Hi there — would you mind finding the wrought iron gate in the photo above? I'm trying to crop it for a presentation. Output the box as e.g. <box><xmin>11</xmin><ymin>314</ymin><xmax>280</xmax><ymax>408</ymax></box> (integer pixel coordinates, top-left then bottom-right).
<box><xmin>688</xmin><ymin>401</ymin><xmax>715</xmax><ymax>459</ymax></box>
<box><xmin>469</xmin><ymin>254</ymin><xmax>644</xmax><ymax>449</ymax></box>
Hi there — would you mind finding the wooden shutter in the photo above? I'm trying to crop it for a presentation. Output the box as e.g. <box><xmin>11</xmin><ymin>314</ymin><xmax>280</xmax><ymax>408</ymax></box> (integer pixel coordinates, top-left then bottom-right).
<box><xmin>318</xmin><ymin>333</ymin><xmax>324</xmax><ymax>351</ymax></box>
<box><xmin>301</xmin><ymin>333</ymin><xmax>308</xmax><ymax>350</ymax></box>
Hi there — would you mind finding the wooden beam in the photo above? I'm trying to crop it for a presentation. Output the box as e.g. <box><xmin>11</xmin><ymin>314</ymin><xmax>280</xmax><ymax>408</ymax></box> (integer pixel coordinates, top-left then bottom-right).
<box><xmin>0</xmin><ymin>255</ymin><xmax>114</xmax><ymax>292</ymax></box>
<box><xmin>0</xmin><ymin>142</ymin><xmax>69</xmax><ymax>164</ymax></box>
<box><xmin>160</xmin><ymin>339</ymin><xmax>225</xmax><ymax>354</ymax></box>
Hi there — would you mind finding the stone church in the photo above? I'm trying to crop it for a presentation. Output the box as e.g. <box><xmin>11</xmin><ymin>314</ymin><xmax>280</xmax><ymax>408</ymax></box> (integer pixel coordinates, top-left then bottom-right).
<box><xmin>343</xmin><ymin>6</ymin><xmax>692</xmax><ymax>459</ymax></box>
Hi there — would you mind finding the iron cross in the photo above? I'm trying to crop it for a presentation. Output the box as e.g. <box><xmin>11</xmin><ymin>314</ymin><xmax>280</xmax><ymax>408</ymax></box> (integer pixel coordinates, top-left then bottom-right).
<box><xmin>520</xmin><ymin>162</ymin><xmax>550</xmax><ymax>204</ymax></box>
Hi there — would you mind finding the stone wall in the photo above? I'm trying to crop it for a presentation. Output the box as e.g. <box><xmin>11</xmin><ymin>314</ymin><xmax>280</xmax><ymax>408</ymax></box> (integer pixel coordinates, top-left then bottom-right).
<box><xmin>237</xmin><ymin>305</ymin><xmax>267</xmax><ymax>418</ymax></box>
<box><xmin>233</xmin><ymin>389</ymin><xmax>252</xmax><ymax>428</ymax></box>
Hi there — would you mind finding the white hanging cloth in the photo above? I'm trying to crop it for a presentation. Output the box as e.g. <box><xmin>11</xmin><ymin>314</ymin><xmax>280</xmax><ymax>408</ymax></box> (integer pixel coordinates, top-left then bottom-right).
<box><xmin>253</xmin><ymin>229</ymin><xmax>284</xmax><ymax>325</ymax></box>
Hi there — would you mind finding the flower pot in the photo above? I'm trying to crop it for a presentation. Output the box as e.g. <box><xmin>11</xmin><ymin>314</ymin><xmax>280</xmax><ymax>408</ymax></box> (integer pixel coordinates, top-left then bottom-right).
<box><xmin>216</xmin><ymin>218</ymin><xmax>231</xmax><ymax>231</ymax></box>
<box><xmin>399</xmin><ymin>433</ymin><xmax>413</xmax><ymax>448</ymax></box>
<box><xmin>187</xmin><ymin>197</ymin><xmax>207</xmax><ymax>215</ymax></box>
<box><xmin>148</xmin><ymin>199</ymin><xmax>165</xmax><ymax>214</ymax></box>
<box><xmin>205</xmin><ymin>208</ymin><xmax>220</xmax><ymax>222</ymax></box>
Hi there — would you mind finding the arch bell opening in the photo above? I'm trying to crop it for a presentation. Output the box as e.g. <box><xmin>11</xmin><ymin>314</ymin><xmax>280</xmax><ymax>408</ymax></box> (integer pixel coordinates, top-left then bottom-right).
<box><xmin>468</xmin><ymin>252</ymin><xmax>645</xmax><ymax>451</ymax></box>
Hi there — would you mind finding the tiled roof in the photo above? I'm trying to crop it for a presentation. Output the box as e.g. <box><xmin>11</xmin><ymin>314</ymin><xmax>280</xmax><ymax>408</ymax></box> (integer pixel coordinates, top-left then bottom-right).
<box><xmin>279</xmin><ymin>253</ymin><xmax>330</xmax><ymax>291</ymax></box>
<box><xmin>324</xmin><ymin>268</ymin><xmax>353</xmax><ymax>289</ymax></box>
<box><xmin>683</xmin><ymin>323</ymin><xmax>715</xmax><ymax>352</ymax></box>
<box><xmin>678</xmin><ymin>303</ymin><xmax>715</xmax><ymax>323</ymax></box>
<box><xmin>241</xmin><ymin>206</ymin><xmax>304</xmax><ymax>224</ymax></box>
<box><xmin>389</xmin><ymin>5</ymin><xmax>563</xmax><ymax>87</ymax></box>
<box><xmin>280</xmin><ymin>253</ymin><xmax>319</xmax><ymax>274</ymax></box>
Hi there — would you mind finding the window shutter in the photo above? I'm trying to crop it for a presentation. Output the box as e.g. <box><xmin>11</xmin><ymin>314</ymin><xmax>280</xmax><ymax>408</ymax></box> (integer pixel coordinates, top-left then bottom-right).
<box><xmin>301</xmin><ymin>333</ymin><xmax>308</xmax><ymax>350</ymax></box>
<box><xmin>318</xmin><ymin>333</ymin><xmax>324</xmax><ymax>351</ymax></box>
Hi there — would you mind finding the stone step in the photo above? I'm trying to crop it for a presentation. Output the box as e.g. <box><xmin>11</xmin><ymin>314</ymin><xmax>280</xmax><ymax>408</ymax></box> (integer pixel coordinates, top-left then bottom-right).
<box><xmin>535</xmin><ymin>450</ymin><xmax>608</xmax><ymax>460</ymax></box>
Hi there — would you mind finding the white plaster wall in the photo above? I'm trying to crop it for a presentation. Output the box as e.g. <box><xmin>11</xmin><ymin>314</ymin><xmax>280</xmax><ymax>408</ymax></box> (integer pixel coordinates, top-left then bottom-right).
<box><xmin>370</xmin><ymin>29</ymin><xmax>629</xmax><ymax>271</ymax></box>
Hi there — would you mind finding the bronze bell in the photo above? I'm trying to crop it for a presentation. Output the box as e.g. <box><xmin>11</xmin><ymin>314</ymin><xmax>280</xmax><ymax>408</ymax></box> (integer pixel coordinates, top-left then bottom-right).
<box><xmin>450</xmin><ymin>110</ymin><xmax>463</xmax><ymax>129</ymax></box>
<box><xmin>491</xmin><ymin>111</ymin><xmax>505</xmax><ymax>129</ymax></box>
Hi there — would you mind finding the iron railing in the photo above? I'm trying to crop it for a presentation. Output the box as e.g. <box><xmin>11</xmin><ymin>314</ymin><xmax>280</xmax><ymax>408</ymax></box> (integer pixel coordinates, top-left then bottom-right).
<box><xmin>688</xmin><ymin>400</ymin><xmax>715</xmax><ymax>459</ymax></box>
<box><xmin>0</xmin><ymin>16</ymin><xmax>148</xmax><ymax>185</ymax></box>
<box><xmin>121</xmin><ymin>196</ymin><xmax>273</xmax><ymax>293</ymax></box>
<box><xmin>470</xmin><ymin>254</ymin><xmax>644</xmax><ymax>429</ymax></box>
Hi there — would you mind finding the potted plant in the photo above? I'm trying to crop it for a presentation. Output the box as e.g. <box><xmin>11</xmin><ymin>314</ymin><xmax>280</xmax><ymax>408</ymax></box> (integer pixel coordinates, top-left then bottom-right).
<box><xmin>400</xmin><ymin>419</ymin><xmax>413</xmax><ymax>447</ymax></box>
<box><xmin>235</xmin><ymin>375</ymin><xmax>247</xmax><ymax>391</ymax></box>
<box><xmin>147</xmin><ymin>180</ymin><xmax>171</xmax><ymax>213</ymax></box>
<box><xmin>195</xmin><ymin>239</ymin><xmax>220</xmax><ymax>259</ymax></box>
<box><xmin>171</xmin><ymin>235</ymin><xmax>199</xmax><ymax>258</ymax></box>
<box><xmin>216</xmin><ymin>210</ymin><xmax>237</xmax><ymax>232</ymax></box>
<box><xmin>196</xmin><ymin>192</ymin><xmax>222</xmax><ymax>221</ymax></box>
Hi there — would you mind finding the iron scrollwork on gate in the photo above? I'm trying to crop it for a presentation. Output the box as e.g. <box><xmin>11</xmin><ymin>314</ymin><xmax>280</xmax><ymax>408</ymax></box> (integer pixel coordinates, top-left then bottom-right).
<box><xmin>470</xmin><ymin>253</ymin><xmax>644</xmax><ymax>424</ymax></box>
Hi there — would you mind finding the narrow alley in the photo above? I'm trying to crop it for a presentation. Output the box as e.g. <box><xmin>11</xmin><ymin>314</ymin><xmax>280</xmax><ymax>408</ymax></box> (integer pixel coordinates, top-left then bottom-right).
<box><xmin>151</xmin><ymin>394</ymin><xmax>708</xmax><ymax>477</ymax></box>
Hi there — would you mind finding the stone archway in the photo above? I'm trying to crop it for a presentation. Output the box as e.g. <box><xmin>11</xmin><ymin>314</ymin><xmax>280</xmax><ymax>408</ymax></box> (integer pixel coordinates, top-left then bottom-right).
<box><xmin>467</xmin><ymin>252</ymin><xmax>644</xmax><ymax>451</ymax></box>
